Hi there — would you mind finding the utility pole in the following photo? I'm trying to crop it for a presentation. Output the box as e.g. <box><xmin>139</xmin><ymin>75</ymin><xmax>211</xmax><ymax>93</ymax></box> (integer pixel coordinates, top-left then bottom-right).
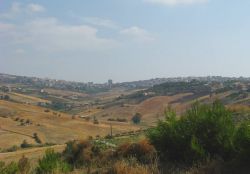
<box><xmin>110</xmin><ymin>123</ymin><xmax>113</xmax><ymax>138</ymax></box>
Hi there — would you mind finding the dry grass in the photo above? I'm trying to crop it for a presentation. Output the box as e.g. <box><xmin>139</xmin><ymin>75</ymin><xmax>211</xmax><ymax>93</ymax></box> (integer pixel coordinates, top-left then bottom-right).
<box><xmin>94</xmin><ymin>93</ymin><xmax>193</xmax><ymax>126</ymax></box>
<box><xmin>227</xmin><ymin>104</ymin><xmax>250</xmax><ymax>113</ymax></box>
<box><xmin>0</xmin><ymin>145</ymin><xmax>65</xmax><ymax>164</ymax></box>
<box><xmin>135</xmin><ymin>93</ymin><xmax>192</xmax><ymax>123</ymax></box>
<box><xmin>109</xmin><ymin>159</ymin><xmax>159</xmax><ymax>174</ymax></box>
<box><xmin>43</xmin><ymin>88</ymin><xmax>88</xmax><ymax>97</ymax></box>
<box><xmin>9</xmin><ymin>92</ymin><xmax>50</xmax><ymax>104</ymax></box>
<box><xmin>0</xmin><ymin>100</ymin><xmax>139</xmax><ymax>152</ymax></box>
<box><xmin>115</xmin><ymin>139</ymin><xmax>156</xmax><ymax>163</ymax></box>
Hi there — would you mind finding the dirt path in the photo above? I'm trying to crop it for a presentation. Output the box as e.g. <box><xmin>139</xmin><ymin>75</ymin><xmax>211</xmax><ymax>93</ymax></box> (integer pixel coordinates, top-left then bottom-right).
<box><xmin>0</xmin><ymin>127</ymin><xmax>34</xmax><ymax>138</ymax></box>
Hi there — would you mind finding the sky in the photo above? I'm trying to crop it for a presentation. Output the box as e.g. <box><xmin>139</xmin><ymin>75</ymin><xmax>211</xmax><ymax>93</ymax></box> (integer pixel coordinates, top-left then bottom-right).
<box><xmin>1</xmin><ymin>0</ymin><xmax>250</xmax><ymax>83</ymax></box>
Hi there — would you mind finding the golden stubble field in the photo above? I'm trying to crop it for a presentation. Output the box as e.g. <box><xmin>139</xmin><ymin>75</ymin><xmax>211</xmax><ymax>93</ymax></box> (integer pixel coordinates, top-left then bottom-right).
<box><xmin>0</xmin><ymin>100</ymin><xmax>139</xmax><ymax>150</ymax></box>
<box><xmin>92</xmin><ymin>93</ymin><xmax>194</xmax><ymax>126</ymax></box>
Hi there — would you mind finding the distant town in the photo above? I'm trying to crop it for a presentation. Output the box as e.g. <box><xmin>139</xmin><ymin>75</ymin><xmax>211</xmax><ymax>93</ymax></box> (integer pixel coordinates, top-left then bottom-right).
<box><xmin>1</xmin><ymin>73</ymin><xmax>250</xmax><ymax>92</ymax></box>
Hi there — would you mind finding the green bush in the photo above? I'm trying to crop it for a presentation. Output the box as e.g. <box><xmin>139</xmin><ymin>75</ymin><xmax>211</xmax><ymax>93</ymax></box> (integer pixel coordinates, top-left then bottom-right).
<box><xmin>132</xmin><ymin>113</ymin><xmax>142</xmax><ymax>124</ymax></box>
<box><xmin>0</xmin><ymin>161</ymin><xmax>19</xmax><ymax>174</ymax></box>
<box><xmin>233</xmin><ymin>121</ymin><xmax>250</xmax><ymax>163</ymax></box>
<box><xmin>147</xmin><ymin>101</ymin><xmax>235</xmax><ymax>165</ymax></box>
<box><xmin>36</xmin><ymin>149</ymin><xmax>71</xmax><ymax>174</ymax></box>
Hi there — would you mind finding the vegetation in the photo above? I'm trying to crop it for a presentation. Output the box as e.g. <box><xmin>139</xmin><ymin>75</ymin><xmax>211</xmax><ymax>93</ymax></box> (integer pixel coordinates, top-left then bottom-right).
<box><xmin>0</xmin><ymin>161</ymin><xmax>19</xmax><ymax>174</ymax></box>
<box><xmin>0</xmin><ymin>101</ymin><xmax>250</xmax><ymax>173</ymax></box>
<box><xmin>18</xmin><ymin>156</ymin><xmax>30</xmax><ymax>174</ymax></box>
<box><xmin>63</xmin><ymin>140</ymin><xmax>94</xmax><ymax>168</ymax></box>
<box><xmin>233</xmin><ymin>121</ymin><xmax>250</xmax><ymax>163</ymax></box>
<box><xmin>33</xmin><ymin>133</ymin><xmax>42</xmax><ymax>144</ymax></box>
<box><xmin>48</xmin><ymin>101</ymin><xmax>67</xmax><ymax>111</ymax></box>
<box><xmin>132</xmin><ymin>113</ymin><xmax>142</xmax><ymax>124</ymax></box>
<box><xmin>108</xmin><ymin>158</ymin><xmax>159</xmax><ymax>174</ymax></box>
<box><xmin>147</xmin><ymin>101</ymin><xmax>250</xmax><ymax>171</ymax></box>
<box><xmin>148</xmin><ymin>80</ymin><xmax>211</xmax><ymax>96</ymax></box>
<box><xmin>36</xmin><ymin>149</ymin><xmax>71</xmax><ymax>174</ymax></box>
<box><xmin>20</xmin><ymin>140</ymin><xmax>32</xmax><ymax>148</ymax></box>
<box><xmin>115</xmin><ymin>140</ymin><xmax>156</xmax><ymax>164</ymax></box>
<box><xmin>108</xmin><ymin>118</ymin><xmax>128</xmax><ymax>122</ymax></box>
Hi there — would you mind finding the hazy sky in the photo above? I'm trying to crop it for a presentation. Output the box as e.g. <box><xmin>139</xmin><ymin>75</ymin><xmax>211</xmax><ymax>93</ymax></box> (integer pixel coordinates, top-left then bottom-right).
<box><xmin>1</xmin><ymin>0</ymin><xmax>250</xmax><ymax>83</ymax></box>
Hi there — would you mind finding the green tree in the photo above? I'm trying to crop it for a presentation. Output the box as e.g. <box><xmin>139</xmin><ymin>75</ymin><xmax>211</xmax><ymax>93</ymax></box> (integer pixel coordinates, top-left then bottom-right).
<box><xmin>233</xmin><ymin>121</ymin><xmax>250</xmax><ymax>163</ymax></box>
<box><xmin>132</xmin><ymin>113</ymin><xmax>142</xmax><ymax>124</ymax></box>
<box><xmin>147</xmin><ymin>101</ymin><xmax>235</xmax><ymax>165</ymax></box>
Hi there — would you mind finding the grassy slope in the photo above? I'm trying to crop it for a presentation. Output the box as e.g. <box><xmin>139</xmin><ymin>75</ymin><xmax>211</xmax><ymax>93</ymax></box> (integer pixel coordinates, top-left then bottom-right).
<box><xmin>1</xmin><ymin>86</ymin><xmax>249</xmax><ymax>163</ymax></box>
<box><xmin>0</xmin><ymin>144</ymin><xmax>65</xmax><ymax>164</ymax></box>
<box><xmin>0</xmin><ymin>99</ymin><xmax>139</xmax><ymax>149</ymax></box>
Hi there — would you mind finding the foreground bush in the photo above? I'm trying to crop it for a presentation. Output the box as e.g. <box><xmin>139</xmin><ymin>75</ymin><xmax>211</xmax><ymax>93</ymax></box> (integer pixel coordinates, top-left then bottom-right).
<box><xmin>63</xmin><ymin>140</ymin><xmax>95</xmax><ymax>168</ymax></box>
<box><xmin>147</xmin><ymin>101</ymin><xmax>235</xmax><ymax>164</ymax></box>
<box><xmin>115</xmin><ymin>140</ymin><xmax>156</xmax><ymax>164</ymax></box>
<box><xmin>233</xmin><ymin>121</ymin><xmax>250</xmax><ymax>163</ymax></box>
<box><xmin>36</xmin><ymin>149</ymin><xmax>71</xmax><ymax>174</ymax></box>
<box><xmin>18</xmin><ymin>155</ymin><xmax>30</xmax><ymax>174</ymax></box>
<box><xmin>0</xmin><ymin>161</ymin><xmax>19</xmax><ymax>174</ymax></box>
<box><xmin>108</xmin><ymin>159</ymin><xmax>159</xmax><ymax>174</ymax></box>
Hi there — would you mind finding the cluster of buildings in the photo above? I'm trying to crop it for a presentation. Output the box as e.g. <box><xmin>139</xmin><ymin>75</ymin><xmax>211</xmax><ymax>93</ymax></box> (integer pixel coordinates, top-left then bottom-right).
<box><xmin>1</xmin><ymin>73</ymin><xmax>250</xmax><ymax>92</ymax></box>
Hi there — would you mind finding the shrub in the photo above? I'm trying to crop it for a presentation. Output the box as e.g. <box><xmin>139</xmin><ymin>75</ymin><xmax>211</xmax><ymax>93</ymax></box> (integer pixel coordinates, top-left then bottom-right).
<box><xmin>0</xmin><ymin>161</ymin><xmax>4</xmax><ymax>173</ymax></box>
<box><xmin>105</xmin><ymin>134</ymin><xmax>113</xmax><ymax>139</ymax></box>
<box><xmin>108</xmin><ymin>118</ymin><xmax>128</xmax><ymax>122</ymax></box>
<box><xmin>36</xmin><ymin>149</ymin><xmax>71</xmax><ymax>174</ymax></box>
<box><xmin>116</xmin><ymin>140</ymin><xmax>156</xmax><ymax>164</ymax></box>
<box><xmin>147</xmin><ymin>101</ymin><xmax>235</xmax><ymax>165</ymax></box>
<box><xmin>233</xmin><ymin>121</ymin><xmax>250</xmax><ymax>163</ymax></box>
<box><xmin>20</xmin><ymin>140</ymin><xmax>32</xmax><ymax>148</ymax></box>
<box><xmin>18</xmin><ymin>155</ymin><xmax>30</xmax><ymax>174</ymax></box>
<box><xmin>116</xmin><ymin>118</ymin><xmax>127</xmax><ymax>122</ymax></box>
<box><xmin>132</xmin><ymin>113</ymin><xmax>142</xmax><ymax>124</ymax></box>
<box><xmin>25</xmin><ymin>119</ymin><xmax>32</xmax><ymax>124</ymax></box>
<box><xmin>108</xmin><ymin>159</ymin><xmax>158</xmax><ymax>174</ymax></box>
<box><xmin>93</xmin><ymin>119</ymin><xmax>99</xmax><ymax>124</ymax></box>
<box><xmin>0</xmin><ymin>161</ymin><xmax>19</xmax><ymax>174</ymax></box>
<box><xmin>63</xmin><ymin>140</ymin><xmax>93</xmax><ymax>167</ymax></box>
<box><xmin>33</xmin><ymin>133</ymin><xmax>42</xmax><ymax>144</ymax></box>
<box><xmin>6</xmin><ymin>145</ymin><xmax>18</xmax><ymax>152</ymax></box>
<box><xmin>44</xmin><ymin>109</ymin><xmax>50</xmax><ymax>113</ymax></box>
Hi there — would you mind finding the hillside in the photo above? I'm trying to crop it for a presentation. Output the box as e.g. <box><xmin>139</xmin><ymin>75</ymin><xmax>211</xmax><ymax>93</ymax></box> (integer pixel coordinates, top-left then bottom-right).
<box><xmin>1</xmin><ymin>77</ymin><xmax>250</xmax><ymax>165</ymax></box>
<box><xmin>0</xmin><ymin>99</ymin><xmax>139</xmax><ymax>150</ymax></box>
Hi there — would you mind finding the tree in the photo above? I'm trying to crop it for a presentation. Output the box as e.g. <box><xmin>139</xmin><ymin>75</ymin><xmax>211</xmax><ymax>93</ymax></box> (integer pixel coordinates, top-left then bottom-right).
<box><xmin>147</xmin><ymin>101</ymin><xmax>235</xmax><ymax>164</ymax></box>
<box><xmin>21</xmin><ymin>140</ymin><xmax>31</xmax><ymax>148</ymax></box>
<box><xmin>33</xmin><ymin>133</ymin><xmax>42</xmax><ymax>144</ymax></box>
<box><xmin>132</xmin><ymin>113</ymin><xmax>142</xmax><ymax>124</ymax></box>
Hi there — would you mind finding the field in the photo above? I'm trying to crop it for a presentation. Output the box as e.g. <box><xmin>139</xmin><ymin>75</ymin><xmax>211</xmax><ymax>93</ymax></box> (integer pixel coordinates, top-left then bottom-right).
<box><xmin>0</xmin><ymin>144</ymin><xmax>65</xmax><ymax>164</ymax></box>
<box><xmin>0</xmin><ymin>99</ymin><xmax>139</xmax><ymax>150</ymax></box>
<box><xmin>1</xmin><ymin>79</ymin><xmax>250</xmax><ymax>168</ymax></box>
